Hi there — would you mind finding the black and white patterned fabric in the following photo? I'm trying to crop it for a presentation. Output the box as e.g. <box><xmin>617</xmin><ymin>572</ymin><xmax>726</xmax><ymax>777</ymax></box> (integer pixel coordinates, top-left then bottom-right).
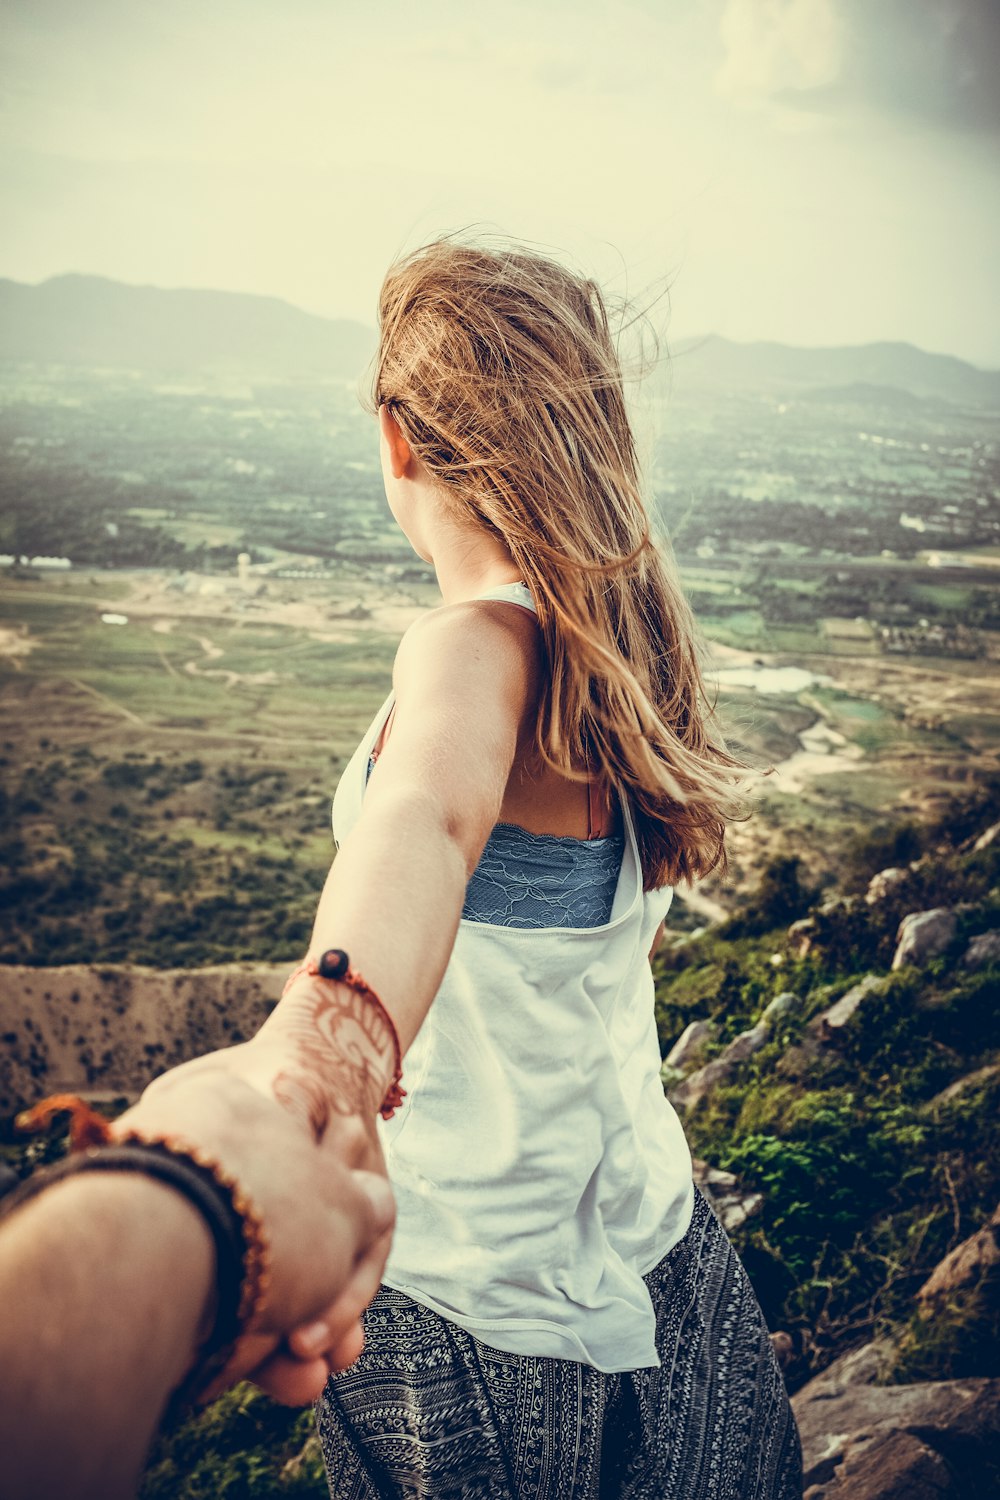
<box><xmin>315</xmin><ymin>1186</ymin><xmax>803</xmax><ymax>1499</ymax></box>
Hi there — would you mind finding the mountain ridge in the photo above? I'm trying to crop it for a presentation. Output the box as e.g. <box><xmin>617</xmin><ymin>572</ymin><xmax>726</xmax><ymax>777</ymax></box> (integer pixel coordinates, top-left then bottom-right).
<box><xmin>1</xmin><ymin>272</ymin><xmax>998</xmax><ymax>405</ymax></box>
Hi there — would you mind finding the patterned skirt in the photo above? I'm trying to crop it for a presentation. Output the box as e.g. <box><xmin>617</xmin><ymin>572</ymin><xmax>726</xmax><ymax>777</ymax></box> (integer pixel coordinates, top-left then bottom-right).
<box><xmin>315</xmin><ymin>1186</ymin><xmax>803</xmax><ymax>1499</ymax></box>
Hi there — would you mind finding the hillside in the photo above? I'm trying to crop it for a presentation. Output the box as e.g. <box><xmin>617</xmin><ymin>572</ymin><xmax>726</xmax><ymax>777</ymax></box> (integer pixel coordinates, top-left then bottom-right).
<box><xmin>668</xmin><ymin>333</ymin><xmax>1000</xmax><ymax>408</ymax></box>
<box><xmin>0</xmin><ymin>274</ymin><xmax>375</xmax><ymax>379</ymax></box>
<box><xmin>0</xmin><ymin>963</ymin><xmax>286</xmax><ymax>1117</ymax></box>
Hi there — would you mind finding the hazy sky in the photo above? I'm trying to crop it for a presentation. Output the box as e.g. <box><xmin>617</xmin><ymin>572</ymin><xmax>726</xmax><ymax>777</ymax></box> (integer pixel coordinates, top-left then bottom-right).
<box><xmin>2</xmin><ymin>0</ymin><xmax>998</xmax><ymax>365</ymax></box>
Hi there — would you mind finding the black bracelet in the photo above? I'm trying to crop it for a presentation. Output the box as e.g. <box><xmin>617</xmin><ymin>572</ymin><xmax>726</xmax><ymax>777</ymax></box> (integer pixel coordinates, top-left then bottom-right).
<box><xmin>0</xmin><ymin>1142</ymin><xmax>251</xmax><ymax>1407</ymax></box>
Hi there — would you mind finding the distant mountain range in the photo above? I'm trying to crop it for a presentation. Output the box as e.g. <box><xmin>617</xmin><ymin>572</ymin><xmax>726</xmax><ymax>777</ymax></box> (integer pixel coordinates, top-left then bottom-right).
<box><xmin>0</xmin><ymin>273</ymin><xmax>373</xmax><ymax>381</ymax></box>
<box><xmin>1</xmin><ymin>273</ymin><xmax>998</xmax><ymax>407</ymax></box>
<box><xmin>668</xmin><ymin>333</ymin><xmax>1000</xmax><ymax>407</ymax></box>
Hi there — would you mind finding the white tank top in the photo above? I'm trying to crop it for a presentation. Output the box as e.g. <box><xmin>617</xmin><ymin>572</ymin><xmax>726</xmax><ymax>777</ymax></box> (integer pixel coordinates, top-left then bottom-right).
<box><xmin>331</xmin><ymin>582</ymin><xmax>695</xmax><ymax>1372</ymax></box>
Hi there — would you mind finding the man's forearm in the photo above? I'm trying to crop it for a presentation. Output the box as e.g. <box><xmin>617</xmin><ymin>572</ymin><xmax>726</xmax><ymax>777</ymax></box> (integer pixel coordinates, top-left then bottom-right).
<box><xmin>0</xmin><ymin>1172</ymin><xmax>214</xmax><ymax>1500</ymax></box>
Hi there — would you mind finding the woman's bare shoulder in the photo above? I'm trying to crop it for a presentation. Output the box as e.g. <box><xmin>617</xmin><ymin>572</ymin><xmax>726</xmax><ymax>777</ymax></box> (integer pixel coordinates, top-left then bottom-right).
<box><xmin>394</xmin><ymin>596</ymin><xmax>542</xmax><ymax>695</ymax></box>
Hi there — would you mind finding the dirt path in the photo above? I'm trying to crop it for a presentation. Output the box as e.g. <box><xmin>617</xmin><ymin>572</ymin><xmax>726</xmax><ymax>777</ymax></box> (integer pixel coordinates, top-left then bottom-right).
<box><xmin>70</xmin><ymin>678</ymin><xmax>147</xmax><ymax>727</ymax></box>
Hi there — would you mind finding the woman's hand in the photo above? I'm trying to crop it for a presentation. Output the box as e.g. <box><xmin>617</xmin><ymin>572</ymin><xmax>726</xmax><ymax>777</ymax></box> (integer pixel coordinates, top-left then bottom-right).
<box><xmin>115</xmin><ymin>1053</ymin><xmax>393</xmax><ymax>1404</ymax></box>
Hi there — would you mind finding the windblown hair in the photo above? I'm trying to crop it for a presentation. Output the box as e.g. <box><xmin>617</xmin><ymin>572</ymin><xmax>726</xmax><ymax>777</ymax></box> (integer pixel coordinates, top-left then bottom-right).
<box><xmin>368</xmin><ymin>233</ymin><xmax>755</xmax><ymax>889</ymax></box>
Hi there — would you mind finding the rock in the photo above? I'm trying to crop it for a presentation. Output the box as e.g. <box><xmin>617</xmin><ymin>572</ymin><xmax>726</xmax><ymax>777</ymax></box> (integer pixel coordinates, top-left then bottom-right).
<box><xmin>788</xmin><ymin>916</ymin><xmax>816</xmax><ymax>957</ymax></box>
<box><xmin>963</xmin><ymin>930</ymin><xmax>1000</xmax><ymax>971</ymax></box>
<box><xmin>798</xmin><ymin>1339</ymin><xmax>893</xmax><ymax>1398</ymax></box>
<box><xmin>866</xmin><ymin>867</ymin><xmax>909</xmax><ymax>905</ymax></box>
<box><xmin>892</xmin><ymin>908</ymin><xmax>958</xmax><ymax>970</ymax></box>
<box><xmin>691</xmin><ymin>1157</ymin><xmax>764</xmax><ymax>1232</ymax></box>
<box><xmin>663</xmin><ymin>1019</ymin><xmax>713</xmax><ymax>1071</ymax></box>
<box><xmin>669</xmin><ymin>995</ymin><xmax>799</xmax><ymax>1109</ymax></box>
<box><xmin>811</xmin><ymin>1429</ymin><xmax>956</xmax><ymax>1498</ymax></box>
<box><xmin>804</xmin><ymin>974</ymin><xmax>884</xmax><ymax>1045</ymax></box>
<box><xmin>793</xmin><ymin>1374</ymin><xmax>1000</xmax><ymax>1496</ymax></box>
<box><xmin>669</xmin><ymin>1055</ymin><xmax>732</xmax><ymax>1111</ymax></box>
<box><xmin>720</xmin><ymin>1021</ymin><xmax>771</xmax><ymax>1063</ymax></box>
<box><xmin>760</xmin><ymin>990</ymin><xmax>797</xmax><ymax>1025</ymax></box>
<box><xmin>916</xmin><ymin>1205</ymin><xmax>1000</xmax><ymax>1310</ymax></box>
<box><xmin>927</xmin><ymin>1062</ymin><xmax>1000</xmax><ymax>1109</ymax></box>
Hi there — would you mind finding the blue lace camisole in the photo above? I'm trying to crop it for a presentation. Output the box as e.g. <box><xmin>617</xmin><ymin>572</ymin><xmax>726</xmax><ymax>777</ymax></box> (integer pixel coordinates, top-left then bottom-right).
<box><xmin>365</xmin><ymin>753</ymin><xmax>624</xmax><ymax>929</ymax></box>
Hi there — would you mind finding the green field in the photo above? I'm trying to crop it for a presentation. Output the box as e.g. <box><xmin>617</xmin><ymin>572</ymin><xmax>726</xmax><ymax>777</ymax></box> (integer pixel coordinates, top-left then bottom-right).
<box><xmin>1</xmin><ymin>560</ymin><xmax>997</xmax><ymax>958</ymax></box>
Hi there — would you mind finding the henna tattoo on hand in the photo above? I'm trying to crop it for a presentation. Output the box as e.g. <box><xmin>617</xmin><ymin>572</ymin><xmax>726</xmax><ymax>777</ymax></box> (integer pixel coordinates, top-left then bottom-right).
<box><xmin>263</xmin><ymin>979</ymin><xmax>396</xmax><ymax>1140</ymax></box>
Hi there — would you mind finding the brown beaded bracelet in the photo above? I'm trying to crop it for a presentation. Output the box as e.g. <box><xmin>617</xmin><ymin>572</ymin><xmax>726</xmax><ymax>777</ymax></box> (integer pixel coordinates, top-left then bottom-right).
<box><xmin>282</xmin><ymin>948</ymin><xmax>406</xmax><ymax>1120</ymax></box>
<box><xmin>8</xmin><ymin>1094</ymin><xmax>271</xmax><ymax>1408</ymax></box>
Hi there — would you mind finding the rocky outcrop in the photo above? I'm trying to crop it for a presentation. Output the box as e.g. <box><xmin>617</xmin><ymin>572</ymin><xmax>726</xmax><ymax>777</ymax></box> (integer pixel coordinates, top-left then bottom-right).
<box><xmin>0</xmin><ymin>963</ymin><xmax>286</xmax><ymax>1118</ymax></box>
<box><xmin>892</xmin><ymin>909</ymin><xmax>958</xmax><ymax>970</ymax></box>
<box><xmin>792</xmin><ymin>1348</ymin><xmax>1000</xmax><ymax>1499</ymax></box>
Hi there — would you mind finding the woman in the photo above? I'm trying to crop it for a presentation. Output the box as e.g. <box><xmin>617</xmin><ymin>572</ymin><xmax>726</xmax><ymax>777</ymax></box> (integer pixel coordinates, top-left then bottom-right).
<box><xmin>245</xmin><ymin>235</ymin><xmax>803</xmax><ymax>1497</ymax></box>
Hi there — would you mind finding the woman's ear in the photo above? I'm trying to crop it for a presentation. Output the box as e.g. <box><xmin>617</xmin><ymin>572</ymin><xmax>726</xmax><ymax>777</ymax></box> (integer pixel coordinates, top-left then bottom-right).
<box><xmin>378</xmin><ymin>403</ymin><xmax>413</xmax><ymax>481</ymax></box>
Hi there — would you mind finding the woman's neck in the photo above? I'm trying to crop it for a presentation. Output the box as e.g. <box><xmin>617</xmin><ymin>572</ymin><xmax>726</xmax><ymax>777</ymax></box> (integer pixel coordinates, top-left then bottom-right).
<box><xmin>429</xmin><ymin>517</ymin><xmax>522</xmax><ymax>606</ymax></box>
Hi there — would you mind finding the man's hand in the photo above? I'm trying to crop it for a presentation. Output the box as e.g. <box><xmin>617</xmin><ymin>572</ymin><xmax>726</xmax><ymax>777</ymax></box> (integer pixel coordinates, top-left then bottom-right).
<box><xmin>116</xmin><ymin>1058</ymin><xmax>394</xmax><ymax>1404</ymax></box>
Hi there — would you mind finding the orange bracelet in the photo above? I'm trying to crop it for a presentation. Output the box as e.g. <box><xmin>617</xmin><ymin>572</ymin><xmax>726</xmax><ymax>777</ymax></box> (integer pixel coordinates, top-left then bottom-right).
<box><xmin>282</xmin><ymin>948</ymin><xmax>406</xmax><ymax>1120</ymax></box>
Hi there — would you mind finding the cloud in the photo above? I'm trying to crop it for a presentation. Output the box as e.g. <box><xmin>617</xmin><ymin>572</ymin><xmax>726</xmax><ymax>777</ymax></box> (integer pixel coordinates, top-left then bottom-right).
<box><xmin>716</xmin><ymin>0</ymin><xmax>1000</xmax><ymax>133</ymax></box>
<box><xmin>715</xmin><ymin>0</ymin><xmax>845</xmax><ymax>100</ymax></box>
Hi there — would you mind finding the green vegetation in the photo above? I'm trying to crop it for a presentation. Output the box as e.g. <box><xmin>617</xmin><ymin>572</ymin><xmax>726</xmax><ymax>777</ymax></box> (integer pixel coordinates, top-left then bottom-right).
<box><xmin>653</xmin><ymin>783</ymin><xmax>1000</xmax><ymax>1390</ymax></box>
<box><xmin>140</xmin><ymin>1386</ymin><xmax>324</xmax><ymax>1499</ymax></box>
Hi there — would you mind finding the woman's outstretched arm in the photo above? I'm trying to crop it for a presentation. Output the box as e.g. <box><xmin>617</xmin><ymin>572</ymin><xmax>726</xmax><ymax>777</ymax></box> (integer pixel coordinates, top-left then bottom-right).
<box><xmin>239</xmin><ymin>597</ymin><xmax>541</xmax><ymax>1128</ymax></box>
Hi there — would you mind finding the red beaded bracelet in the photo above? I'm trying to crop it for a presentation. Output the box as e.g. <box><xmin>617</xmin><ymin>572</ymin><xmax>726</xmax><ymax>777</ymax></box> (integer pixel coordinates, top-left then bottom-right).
<box><xmin>282</xmin><ymin>949</ymin><xmax>406</xmax><ymax>1121</ymax></box>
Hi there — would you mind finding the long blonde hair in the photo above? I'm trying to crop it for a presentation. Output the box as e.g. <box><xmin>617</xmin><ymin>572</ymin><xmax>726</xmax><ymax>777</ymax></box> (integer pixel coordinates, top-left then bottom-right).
<box><xmin>368</xmin><ymin>232</ymin><xmax>754</xmax><ymax>889</ymax></box>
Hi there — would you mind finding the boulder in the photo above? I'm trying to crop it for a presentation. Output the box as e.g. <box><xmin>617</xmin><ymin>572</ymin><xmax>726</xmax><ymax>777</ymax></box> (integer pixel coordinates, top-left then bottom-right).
<box><xmin>670</xmin><ymin>1020</ymin><xmax>774</xmax><ymax>1110</ymax></box>
<box><xmin>892</xmin><ymin>908</ymin><xmax>958</xmax><ymax>970</ymax></box>
<box><xmin>916</xmin><ymin>1205</ymin><xmax>1000</xmax><ymax>1310</ymax></box>
<box><xmin>720</xmin><ymin>1021</ymin><xmax>771</xmax><ymax>1063</ymax></box>
<box><xmin>670</xmin><ymin>994</ymin><xmax>799</xmax><ymax>1108</ymax></box>
<box><xmin>802</xmin><ymin>1339</ymin><xmax>893</xmax><ymax>1393</ymax></box>
<box><xmin>866</xmin><ymin>867</ymin><xmax>909</xmax><ymax>905</ymax></box>
<box><xmin>663</xmin><ymin>1019</ymin><xmax>713</xmax><ymax>1071</ymax></box>
<box><xmin>669</xmin><ymin>1056</ymin><xmax>732</xmax><ymax>1111</ymax></box>
<box><xmin>963</xmin><ymin>931</ymin><xmax>1000</xmax><ymax>971</ymax></box>
<box><xmin>793</xmin><ymin>1372</ymin><xmax>1000</xmax><ymax>1497</ymax></box>
<box><xmin>805</xmin><ymin>1429</ymin><xmax>956</xmax><ymax>1498</ymax></box>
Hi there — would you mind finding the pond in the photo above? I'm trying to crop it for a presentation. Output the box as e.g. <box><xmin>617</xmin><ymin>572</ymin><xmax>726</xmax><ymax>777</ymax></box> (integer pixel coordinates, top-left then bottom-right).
<box><xmin>711</xmin><ymin>664</ymin><xmax>830</xmax><ymax>694</ymax></box>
